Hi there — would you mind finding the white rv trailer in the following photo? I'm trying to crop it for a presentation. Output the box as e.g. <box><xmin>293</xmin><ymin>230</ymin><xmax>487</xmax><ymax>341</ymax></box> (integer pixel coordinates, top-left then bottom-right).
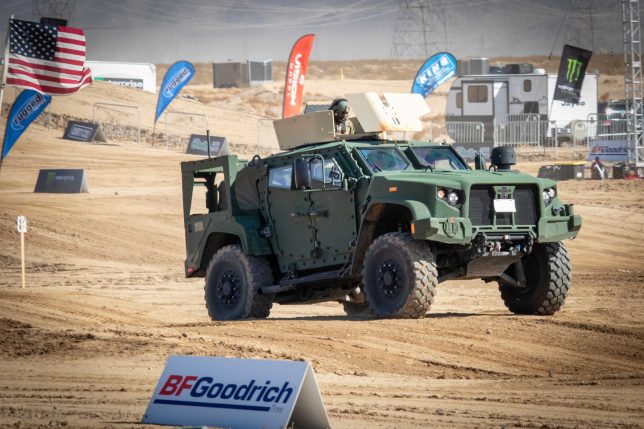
<box><xmin>445</xmin><ymin>69</ymin><xmax>598</xmax><ymax>142</ymax></box>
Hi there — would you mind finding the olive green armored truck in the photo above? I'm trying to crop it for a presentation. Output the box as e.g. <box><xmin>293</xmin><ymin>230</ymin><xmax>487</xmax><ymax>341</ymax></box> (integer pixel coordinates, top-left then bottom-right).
<box><xmin>181</xmin><ymin>93</ymin><xmax>581</xmax><ymax>320</ymax></box>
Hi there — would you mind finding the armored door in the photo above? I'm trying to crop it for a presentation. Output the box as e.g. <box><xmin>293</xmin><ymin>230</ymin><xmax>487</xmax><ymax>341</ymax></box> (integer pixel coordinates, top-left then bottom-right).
<box><xmin>265</xmin><ymin>164</ymin><xmax>317</xmax><ymax>273</ymax></box>
<box><xmin>305</xmin><ymin>156</ymin><xmax>358</xmax><ymax>269</ymax></box>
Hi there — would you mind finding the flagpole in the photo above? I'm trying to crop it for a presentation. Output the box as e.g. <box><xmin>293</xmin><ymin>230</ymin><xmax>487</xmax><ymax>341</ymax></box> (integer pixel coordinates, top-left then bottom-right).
<box><xmin>0</xmin><ymin>16</ymin><xmax>13</xmax><ymax>117</ymax></box>
<box><xmin>0</xmin><ymin>16</ymin><xmax>12</xmax><ymax>175</ymax></box>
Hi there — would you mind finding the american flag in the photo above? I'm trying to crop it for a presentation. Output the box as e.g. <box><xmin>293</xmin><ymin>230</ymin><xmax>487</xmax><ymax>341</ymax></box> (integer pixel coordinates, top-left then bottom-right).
<box><xmin>6</xmin><ymin>19</ymin><xmax>92</xmax><ymax>95</ymax></box>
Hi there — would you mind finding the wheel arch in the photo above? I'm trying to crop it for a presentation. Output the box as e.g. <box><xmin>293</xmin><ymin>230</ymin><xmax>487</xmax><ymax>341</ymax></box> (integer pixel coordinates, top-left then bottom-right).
<box><xmin>200</xmin><ymin>232</ymin><xmax>242</xmax><ymax>275</ymax></box>
<box><xmin>350</xmin><ymin>202</ymin><xmax>415</xmax><ymax>277</ymax></box>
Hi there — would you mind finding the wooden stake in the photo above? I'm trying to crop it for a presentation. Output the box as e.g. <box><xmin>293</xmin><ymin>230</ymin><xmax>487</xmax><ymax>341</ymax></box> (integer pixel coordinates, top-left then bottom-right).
<box><xmin>20</xmin><ymin>231</ymin><xmax>25</xmax><ymax>288</ymax></box>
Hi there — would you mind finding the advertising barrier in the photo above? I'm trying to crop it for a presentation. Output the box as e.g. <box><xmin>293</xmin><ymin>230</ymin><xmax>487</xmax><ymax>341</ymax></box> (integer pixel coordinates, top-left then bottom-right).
<box><xmin>34</xmin><ymin>169</ymin><xmax>89</xmax><ymax>193</ymax></box>
<box><xmin>186</xmin><ymin>134</ymin><xmax>229</xmax><ymax>156</ymax></box>
<box><xmin>452</xmin><ymin>141</ymin><xmax>493</xmax><ymax>161</ymax></box>
<box><xmin>587</xmin><ymin>139</ymin><xmax>629</xmax><ymax>162</ymax></box>
<box><xmin>63</xmin><ymin>121</ymin><xmax>107</xmax><ymax>143</ymax></box>
<box><xmin>143</xmin><ymin>356</ymin><xmax>329</xmax><ymax>429</ymax></box>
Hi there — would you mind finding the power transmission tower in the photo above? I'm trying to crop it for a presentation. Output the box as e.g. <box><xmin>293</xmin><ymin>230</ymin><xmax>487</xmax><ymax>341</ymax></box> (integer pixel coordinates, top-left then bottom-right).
<box><xmin>32</xmin><ymin>0</ymin><xmax>76</xmax><ymax>22</ymax></box>
<box><xmin>623</xmin><ymin>0</ymin><xmax>643</xmax><ymax>167</ymax></box>
<box><xmin>563</xmin><ymin>0</ymin><xmax>597</xmax><ymax>51</ymax></box>
<box><xmin>391</xmin><ymin>0</ymin><xmax>448</xmax><ymax>58</ymax></box>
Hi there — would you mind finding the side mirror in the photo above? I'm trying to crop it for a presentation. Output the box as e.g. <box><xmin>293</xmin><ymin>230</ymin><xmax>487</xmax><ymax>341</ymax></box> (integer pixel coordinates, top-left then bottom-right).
<box><xmin>293</xmin><ymin>157</ymin><xmax>311</xmax><ymax>190</ymax></box>
<box><xmin>474</xmin><ymin>152</ymin><xmax>487</xmax><ymax>170</ymax></box>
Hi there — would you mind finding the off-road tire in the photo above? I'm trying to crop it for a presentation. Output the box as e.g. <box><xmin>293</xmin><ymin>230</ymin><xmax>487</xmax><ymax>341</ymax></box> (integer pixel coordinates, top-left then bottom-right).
<box><xmin>204</xmin><ymin>245</ymin><xmax>273</xmax><ymax>320</ymax></box>
<box><xmin>499</xmin><ymin>242</ymin><xmax>571</xmax><ymax>315</ymax></box>
<box><xmin>362</xmin><ymin>232</ymin><xmax>437</xmax><ymax>318</ymax></box>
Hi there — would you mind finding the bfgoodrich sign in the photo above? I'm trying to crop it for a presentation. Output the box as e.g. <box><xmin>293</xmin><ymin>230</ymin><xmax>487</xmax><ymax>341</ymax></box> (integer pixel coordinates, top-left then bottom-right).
<box><xmin>143</xmin><ymin>356</ymin><xmax>330</xmax><ymax>429</ymax></box>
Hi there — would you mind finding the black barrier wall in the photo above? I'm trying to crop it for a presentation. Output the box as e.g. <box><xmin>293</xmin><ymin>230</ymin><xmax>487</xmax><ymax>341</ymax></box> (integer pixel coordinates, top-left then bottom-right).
<box><xmin>452</xmin><ymin>142</ymin><xmax>493</xmax><ymax>162</ymax></box>
<box><xmin>537</xmin><ymin>164</ymin><xmax>584</xmax><ymax>181</ymax></box>
<box><xmin>186</xmin><ymin>134</ymin><xmax>229</xmax><ymax>157</ymax></box>
<box><xmin>34</xmin><ymin>169</ymin><xmax>89</xmax><ymax>193</ymax></box>
<box><xmin>63</xmin><ymin>121</ymin><xmax>107</xmax><ymax>143</ymax></box>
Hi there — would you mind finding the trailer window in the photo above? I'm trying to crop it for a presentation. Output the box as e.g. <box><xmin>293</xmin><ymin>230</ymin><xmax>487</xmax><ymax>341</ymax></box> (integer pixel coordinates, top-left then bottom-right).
<box><xmin>467</xmin><ymin>85</ymin><xmax>488</xmax><ymax>103</ymax></box>
<box><xmin>523</xmin><ymin>79</ymin><xmax>532</xmax><ymax>92</ymax></box>
<box><xmin>456</xmin><ymin>91</ymin><xmax>462</xmax><ymax>108</ymax></box>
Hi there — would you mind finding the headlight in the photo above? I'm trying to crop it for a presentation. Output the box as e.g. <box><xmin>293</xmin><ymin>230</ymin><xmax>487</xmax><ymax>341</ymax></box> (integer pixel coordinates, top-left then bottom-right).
<box><xmin>437</xmin><ymin>188</ymin><xmax>461</xmax><ymax>206</ymax></box>
<box><xmin>447</xmin><ymin>191</ymin><xmax>460</xmax><ymax>205</ymax></box>
<box><xmin>543</xmin><ymin>187</ymin><xmax>556</xmax><ymax>205</ymax></box>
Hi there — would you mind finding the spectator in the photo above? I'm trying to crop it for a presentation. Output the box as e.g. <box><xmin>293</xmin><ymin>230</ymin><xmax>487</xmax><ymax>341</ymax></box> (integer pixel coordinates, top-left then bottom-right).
<box><xmin>591</xmin><ymin>156</ymin><xmax>606</xmax><ymax>180</ymax></box>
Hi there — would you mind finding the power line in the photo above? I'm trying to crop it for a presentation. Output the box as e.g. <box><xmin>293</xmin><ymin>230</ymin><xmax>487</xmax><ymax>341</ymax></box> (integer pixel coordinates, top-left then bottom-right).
<box><xmin>390</xmin><ymin>0</ymin><xmax>449</xmax><ymax>58</ymax></box>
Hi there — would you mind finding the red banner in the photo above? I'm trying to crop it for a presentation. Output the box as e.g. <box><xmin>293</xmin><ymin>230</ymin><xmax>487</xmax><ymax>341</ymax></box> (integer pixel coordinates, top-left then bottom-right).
<box><xmin>282</xmin><ymin>34</ymin><xmax>315</xmax><ymax>118</ymax></box>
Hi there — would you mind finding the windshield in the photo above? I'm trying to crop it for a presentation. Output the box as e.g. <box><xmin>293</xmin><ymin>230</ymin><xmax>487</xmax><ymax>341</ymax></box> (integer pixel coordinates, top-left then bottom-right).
<box><xmin>410</xmin><ymin>146</ymin><xmax>469</xmax><ymax>171</ymax></box>
<box><xmin>357</xmin><ymin>147</ymin><xmax>411</xmax><ymax>172</ymax></box>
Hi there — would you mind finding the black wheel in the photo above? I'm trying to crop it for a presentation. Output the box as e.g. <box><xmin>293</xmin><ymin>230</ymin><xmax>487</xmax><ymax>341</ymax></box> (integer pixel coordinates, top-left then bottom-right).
<box><xmin>204</xmin><ymin>245</ymin><xmax>273</xmax><ymax>320</ymax></box>
<box><xmin>499</xmin><ymin>242</ymin><xmax>571</xmax><ymax>315</ymax></box>
<box><xmin>362</xmin><ymin>232</ymin><xmax>437</xmax><ymax>318</ymax></box>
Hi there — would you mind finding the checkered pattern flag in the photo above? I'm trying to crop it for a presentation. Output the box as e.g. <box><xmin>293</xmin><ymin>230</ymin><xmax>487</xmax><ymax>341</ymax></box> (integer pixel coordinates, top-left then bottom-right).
<box><xmin>6</xmin><ymin>19</ymin><xmax>92</xmax><ymax>95</ymax></box>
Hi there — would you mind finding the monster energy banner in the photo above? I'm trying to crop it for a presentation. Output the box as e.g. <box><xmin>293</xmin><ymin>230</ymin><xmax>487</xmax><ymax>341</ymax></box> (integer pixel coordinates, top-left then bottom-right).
<box><xmin>553</xmin><ymin>44</ymin><xmax>592</xmax><ymax>104</ymax></box>
<box><xmin>34</xmin><ymin>169</ymin><xmax>89</xmax><ymax>193</ymax></box>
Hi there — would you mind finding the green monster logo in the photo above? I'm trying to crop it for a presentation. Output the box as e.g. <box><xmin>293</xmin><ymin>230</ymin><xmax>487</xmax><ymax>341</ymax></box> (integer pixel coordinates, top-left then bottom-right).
<box><xmin>566</xmin><ymin>58</ymin><xmax>583</xmax><ymax>83</ymax></box>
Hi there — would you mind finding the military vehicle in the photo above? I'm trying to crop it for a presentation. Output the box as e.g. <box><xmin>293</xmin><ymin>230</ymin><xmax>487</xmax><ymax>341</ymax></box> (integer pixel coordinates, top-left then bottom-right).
<box><xmin>181</xmin><ymin>93</ymin><xmax>581</xmax><ymax>320</ymax></box>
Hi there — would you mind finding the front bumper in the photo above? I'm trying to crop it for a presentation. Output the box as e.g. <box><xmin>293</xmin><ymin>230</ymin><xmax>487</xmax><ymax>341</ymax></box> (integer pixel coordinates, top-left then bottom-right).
<box><xmin>412</xmin><ymin>205</ymin><xmax>582</xmax><ymax>244</ymax></box>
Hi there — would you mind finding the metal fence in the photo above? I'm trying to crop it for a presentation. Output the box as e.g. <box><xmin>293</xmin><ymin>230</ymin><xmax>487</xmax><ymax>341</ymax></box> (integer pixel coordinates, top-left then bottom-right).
<box><xmin>493</xmin><ymin>114</ymin><xmax>542</xmax><ymax>146</ymax></box>
<box><xmin>445</xmin><ymin>121</ymin><xmax>485</xmax><ymax>143</ymax></box>
<box><xmin>93</xmin><ymin>102</ymin><xmax>141</xmax><ymax>144</ymax></box>
<box><xmin>586</xmin><ymin>114</ymin><xmax>628</xmax><ymax>141</ymax></box>
<box><xmin>163</xmin><ymin>111</ymin><xmax>208</xmax><ymax>149</ymax></box>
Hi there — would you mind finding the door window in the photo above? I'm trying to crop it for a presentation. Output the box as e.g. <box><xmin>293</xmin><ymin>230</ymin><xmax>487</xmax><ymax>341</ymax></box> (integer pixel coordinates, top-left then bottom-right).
<box><xmin>268</xmin><ymin>165</ymin><xmax>292</xmax><ymax>189</ymax></box>
<box><xmin>309</xmin><ymin>158</ymin><xmax>343</xmax><ymax>189</ymax></box>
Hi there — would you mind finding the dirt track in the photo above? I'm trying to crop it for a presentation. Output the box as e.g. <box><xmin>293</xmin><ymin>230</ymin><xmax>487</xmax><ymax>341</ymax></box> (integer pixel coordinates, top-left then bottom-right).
<box><xmin>0</xmin><ymin>77</ymin><xmax>643</xmax><ymax>428</ymax></box>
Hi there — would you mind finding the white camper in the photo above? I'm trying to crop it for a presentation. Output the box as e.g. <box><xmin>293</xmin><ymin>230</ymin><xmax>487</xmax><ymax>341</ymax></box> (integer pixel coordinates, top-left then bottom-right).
<box><xmin>445</xmin><ymin>68</ymin><xmax>597</xmax><ymax>142</ymax></box>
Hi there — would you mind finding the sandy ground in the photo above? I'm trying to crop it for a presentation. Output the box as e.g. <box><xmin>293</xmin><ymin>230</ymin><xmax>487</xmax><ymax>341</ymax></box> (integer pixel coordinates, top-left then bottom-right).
<box><xmin>0</xmin><ymin>72</ymin><xmax>643</xmax><ymax>429</ymax></box>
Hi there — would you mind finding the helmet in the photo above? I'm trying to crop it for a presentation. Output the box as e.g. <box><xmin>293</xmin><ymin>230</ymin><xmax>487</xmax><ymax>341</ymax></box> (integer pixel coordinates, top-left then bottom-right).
<box><xmin>329</xmin><ymin>98</ymin><xmax>350</xmax><ymax>120</ymax></box>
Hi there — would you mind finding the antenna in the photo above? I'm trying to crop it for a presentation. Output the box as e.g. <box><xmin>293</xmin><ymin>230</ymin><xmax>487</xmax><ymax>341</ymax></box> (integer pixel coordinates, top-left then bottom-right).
<box><xmin>390</xmin><ymin>0</ymin><xmax>448</xmax><ymax>58</ymax></box>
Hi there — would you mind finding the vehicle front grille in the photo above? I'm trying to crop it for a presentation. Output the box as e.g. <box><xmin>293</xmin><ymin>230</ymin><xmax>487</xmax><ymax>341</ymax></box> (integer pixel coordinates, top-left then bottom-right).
<box><xmin>469</xmin><ymin>185</ymin><xmax>538</xmax><ymax>227</ymax></box>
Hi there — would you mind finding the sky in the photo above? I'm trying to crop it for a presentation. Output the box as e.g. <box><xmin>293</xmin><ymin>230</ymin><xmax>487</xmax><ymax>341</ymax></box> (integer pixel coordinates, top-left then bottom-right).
<box><xmin>0</xmin><ymin>0</ymin><xmax>632</xmax><ymax>63</ymax></box>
